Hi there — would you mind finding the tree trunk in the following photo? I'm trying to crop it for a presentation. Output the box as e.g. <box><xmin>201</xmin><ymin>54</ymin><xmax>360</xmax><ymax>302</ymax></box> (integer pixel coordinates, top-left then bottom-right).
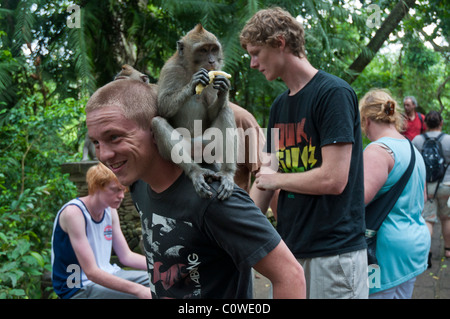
<box><xmin>345</xmin><ymin>0</ymin><xmax>416</xmax><ymax>84</ymax></box>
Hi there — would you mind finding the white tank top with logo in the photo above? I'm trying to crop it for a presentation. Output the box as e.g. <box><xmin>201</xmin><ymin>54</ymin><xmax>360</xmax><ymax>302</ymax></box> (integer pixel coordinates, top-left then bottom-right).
<box><xmin>52</xmin><ymin>198</ymin><xmax>120</xmax><ymax>293</ymax></box>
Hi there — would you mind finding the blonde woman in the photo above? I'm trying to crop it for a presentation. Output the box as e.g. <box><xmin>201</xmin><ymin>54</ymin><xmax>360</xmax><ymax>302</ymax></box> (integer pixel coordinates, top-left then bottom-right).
<box><xmin>360</xmin><ymin>89</ymin><xmax>430</xmax><ymax>299</ymax></box>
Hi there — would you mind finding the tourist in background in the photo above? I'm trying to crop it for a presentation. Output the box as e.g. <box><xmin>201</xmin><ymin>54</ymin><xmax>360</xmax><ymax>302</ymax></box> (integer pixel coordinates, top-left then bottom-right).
<box><xmin>413</xmin><ymin>111</ymin><xmax>450</xmax><ymax>259</ymax></box>
<box><xmin>360</xmin><ymin>89</ymin><xmax>430</xmax><ymax>299</ymax></box>
<box><xmin>403</xmin><ymin>96</ymin><xmax>426</xmax><ymax>140</ymax></box>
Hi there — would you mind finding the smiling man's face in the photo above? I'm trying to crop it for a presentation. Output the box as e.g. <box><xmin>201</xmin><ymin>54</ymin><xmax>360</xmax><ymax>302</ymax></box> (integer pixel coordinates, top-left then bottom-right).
<box><xmin>87</xmin><ymin>106</ymin><xmax>155</xmax><ymax>186</ymax></box>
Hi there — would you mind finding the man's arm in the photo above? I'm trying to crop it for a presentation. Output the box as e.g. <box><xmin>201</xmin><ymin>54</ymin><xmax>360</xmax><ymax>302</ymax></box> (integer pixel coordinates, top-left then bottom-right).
<box><xmin>249</xmin><ymin>151</ymin><xmax>276</xmax><ymax>213</ymax></box>
<box><xmin>110</xmin><ymin>208</ymin><xmax>147</xmax><ymax>270</ymax></box>
<box><xmin>249</xmin><ymin>183</ymin><xmax>275</xmax><ymax>214</ymax></box>
<box><xmin>253</xmin><ymin>240</ymin><xmax>306</xmax><ymax>299</ymax></box>
<box><xmin>254</xmin><ymin>143</ymin><xmax>352</xmax><ymax>195</ymax></box>
<box><xmin>60</xmin><ymin>206</ymin><xmax>151</xmax><ymax>299</ymax></box>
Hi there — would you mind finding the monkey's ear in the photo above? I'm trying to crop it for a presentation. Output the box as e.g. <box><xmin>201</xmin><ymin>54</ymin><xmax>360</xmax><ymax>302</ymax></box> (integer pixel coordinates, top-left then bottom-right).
<box><xmin>194</xmin><ymin>24</ymin><xmax>204</xmax><ymax>32</ymax></box>
<box><xmin>177</xmin><ymin>40</ymin><xmax>184</xmax><ymax>56</ymax></box>
<box><xmin>141</xmin><ymin>75</ymin><xmax>149</xmax><ymax>84</ymax></box>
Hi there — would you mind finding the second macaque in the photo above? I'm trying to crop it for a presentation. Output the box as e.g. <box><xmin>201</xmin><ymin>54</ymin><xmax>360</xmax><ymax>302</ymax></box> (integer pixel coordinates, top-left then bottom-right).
<box><xmin>115</xmin><ymin>64</ymin><xmax>149</xmax><ymax>83</ymax></box>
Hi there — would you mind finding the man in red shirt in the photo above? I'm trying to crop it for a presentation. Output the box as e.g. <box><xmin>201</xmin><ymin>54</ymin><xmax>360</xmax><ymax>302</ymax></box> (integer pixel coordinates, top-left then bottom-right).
<box><xmin>403</xmin><ymin>96</ymin><xmax>426</xmax><ymax>140</ymax></box>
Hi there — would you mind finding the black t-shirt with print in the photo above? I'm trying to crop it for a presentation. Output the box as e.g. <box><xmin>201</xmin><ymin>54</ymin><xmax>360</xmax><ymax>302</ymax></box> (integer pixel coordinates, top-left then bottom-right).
<box><xmin>265</xmin><ymin>70</ymin><xmax>366</xmax><ymax>259</ymax></box>
<box><xmin>130</xmin><ymin>175</ymin><xmax>281</xmax><ymax>299</ymax></box>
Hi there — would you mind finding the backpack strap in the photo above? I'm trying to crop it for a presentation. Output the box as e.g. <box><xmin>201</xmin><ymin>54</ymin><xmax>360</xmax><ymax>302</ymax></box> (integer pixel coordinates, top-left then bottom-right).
<box><xmin>365</xmin><ymin>140</ymin><xmax>416</xmax><ymax>234</ymax></box>
<box><xmin>418</xmin><ymin>113</ymin><xmax>425</xmax><ymax>133</ymax></box>
<box><xmin>438</xmin><ymin>132</ymin><xmax>449</xmax><ymax>179</ymax></box>
<box><xmin>427</xmin><ymin>132</ymin><xmax>447</xmax><ymax>201</ymax></box>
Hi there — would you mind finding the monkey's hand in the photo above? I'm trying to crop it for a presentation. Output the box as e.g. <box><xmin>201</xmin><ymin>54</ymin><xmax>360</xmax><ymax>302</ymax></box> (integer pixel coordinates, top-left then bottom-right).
<box><xmin>195</xmin><ymin>70</ymin><xmax>231</xmax><ymax>95</ymax></box>
<box><xmin>192</xmin><ymin>68</ymin><xmax>210</xmax><ymax>95</ymax></box>
<box><xmin>188</xmin><ymin>167</ymin><xmax>219</xmax><ymax>199</ymax></box>
<box><xmin>212</xmin><ymin>74</ymin><xmax>231</xmax><ymax>95</ymax></box>
<box><xmin>215</xmin><ymin>171</ymin><xmax>235</xmax><ymax>200</ymax></box>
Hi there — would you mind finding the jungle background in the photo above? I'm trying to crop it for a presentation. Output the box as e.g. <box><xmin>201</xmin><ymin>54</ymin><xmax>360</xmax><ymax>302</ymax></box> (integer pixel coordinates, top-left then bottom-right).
<box><xmin>0</xmin><ymin>0</ymin><xmax>448</xmax><ymax>299</ymax></box>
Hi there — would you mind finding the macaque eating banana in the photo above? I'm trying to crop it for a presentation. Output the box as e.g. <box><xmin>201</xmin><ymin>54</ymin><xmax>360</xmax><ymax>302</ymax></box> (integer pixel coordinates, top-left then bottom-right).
<box><xmin>195</xmin><ymin>71</ymin><xmax>232</xmax><ymax>95</ymax></box>
<box><xmin>155</xmin><ymin>24</ymin><xmax>237</xmax><ymax>200</ymax></box>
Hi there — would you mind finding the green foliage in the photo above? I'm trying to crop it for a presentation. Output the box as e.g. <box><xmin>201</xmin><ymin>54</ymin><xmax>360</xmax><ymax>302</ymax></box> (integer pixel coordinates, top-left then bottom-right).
<box><xmin>402</xmin><ymin>33</ymin><xmax>440</xmax><ymax>73</ymax></box>
<box><xmin>0</xmin><ymin>94</ymin><xmax>82</xmax><ymax>298</ymax></box>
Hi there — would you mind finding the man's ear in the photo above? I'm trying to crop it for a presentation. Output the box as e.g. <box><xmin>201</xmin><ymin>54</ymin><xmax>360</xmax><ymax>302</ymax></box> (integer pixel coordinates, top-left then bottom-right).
<box><xmin>365</xmin><ymin>117</ymin><xmax>371</xmax><ymax>130</ymax></box>
<box><xmin>277</xmin><ymin>35</ymin><xmax>286</xmax><ymax>50</ymax></box>
<box><xmin>149</xmin><ymin>127</ymin><xmax>156</xmax><ymax>144</ymax></box>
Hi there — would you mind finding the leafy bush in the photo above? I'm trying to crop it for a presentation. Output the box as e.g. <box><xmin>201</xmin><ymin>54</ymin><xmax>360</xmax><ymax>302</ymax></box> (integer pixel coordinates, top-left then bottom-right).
<box><xmin>0</xmin><ymin>95</ymin><xmax>85</xmax><ymax>298</ymax></box>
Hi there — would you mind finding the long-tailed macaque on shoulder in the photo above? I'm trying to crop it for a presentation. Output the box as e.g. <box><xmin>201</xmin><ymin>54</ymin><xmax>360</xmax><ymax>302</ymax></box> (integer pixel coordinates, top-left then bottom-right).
<box><xmin>115</xmin><ymin>64</ymin><xmax>149</xmax><ymax>83</ymax></box>
<box><xmin>114</xmin><ymin>64</ymin><xmax>159</xmax><ymax>95</ymax></box>
<box><xmin>153</xmin><ymin>24</ymin><xmax>237</xmax><ymax>200</ymax></box>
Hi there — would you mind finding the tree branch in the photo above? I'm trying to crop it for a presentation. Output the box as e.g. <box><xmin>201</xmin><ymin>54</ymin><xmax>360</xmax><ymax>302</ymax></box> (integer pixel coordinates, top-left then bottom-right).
<box><xmin>344</xmin><ymin>0</ymin><xmax>416</xmax><ymax>84</ymax></box>
<box><xmin>418</xmin><ymin>29</ymin><xmax>450</xmax><ymax>54</ymax></box>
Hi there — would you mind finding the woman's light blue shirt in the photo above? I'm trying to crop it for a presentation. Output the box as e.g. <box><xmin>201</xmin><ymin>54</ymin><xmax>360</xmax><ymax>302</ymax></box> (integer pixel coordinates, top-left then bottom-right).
<box><xmin>367</xmin><ymin>137</ymin><xmax>430</xmax><ymax>294</ymax></box>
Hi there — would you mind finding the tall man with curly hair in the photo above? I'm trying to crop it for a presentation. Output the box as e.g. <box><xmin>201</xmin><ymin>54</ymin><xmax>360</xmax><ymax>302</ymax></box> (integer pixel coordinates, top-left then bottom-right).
<box><xmin>240</xmin><ymin>7</ymin><xmax>368</xmax><ymax>298</ymax></box>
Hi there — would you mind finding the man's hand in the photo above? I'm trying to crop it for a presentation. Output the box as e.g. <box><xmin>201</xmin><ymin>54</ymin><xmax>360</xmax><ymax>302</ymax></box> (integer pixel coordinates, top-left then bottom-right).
<box><xmin>136</xmin><ymin>285</ymin><xmax>152</xmax><ymax>299</ymax></box>
<box><xmin>254</xmin><ymin>166</ymin><xmax>279</xmax><ymax>191</ymax></box>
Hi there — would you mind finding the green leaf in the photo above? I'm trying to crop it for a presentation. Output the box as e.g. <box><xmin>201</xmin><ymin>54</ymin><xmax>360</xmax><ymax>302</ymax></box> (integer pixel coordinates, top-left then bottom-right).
<box><xmin>9</xmin><ymin>288</ymin><xmax>26</xmax><ymax>296</ymax></box>
<box><xmin>29</xmin><ymin>251</ymin><xmax>45</xmax><ymax>268</ymax></box>
<box><xmin>0</xmin><ymin>232</ymin><xmax>8</xmax><ymax>243</ymax></box>
<box><xmin>0</xmin><ymin>262</ymin><xmax>18</xmax><ymax>273</ymax></box>
<box><xmin>8</xmin><ymin>274</ymin><xmax>18</xmax><ymax>287</ymax></box>
<box><xmin>12</xmin><ymin>240</ymin><xmax>31</xmax><ymax>258</ymax></box>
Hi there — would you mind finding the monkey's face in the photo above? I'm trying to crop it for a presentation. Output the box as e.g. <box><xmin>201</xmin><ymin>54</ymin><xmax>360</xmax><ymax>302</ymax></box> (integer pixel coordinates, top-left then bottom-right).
<box><xmin>193</xmin><ymin>43</ymin><xmax>223</xmax><ymax>71</ymax></box>
<box><xmin>178</xmin><ymin>24</ymin><xmax>224</xmax><ymax>72</ymax></box>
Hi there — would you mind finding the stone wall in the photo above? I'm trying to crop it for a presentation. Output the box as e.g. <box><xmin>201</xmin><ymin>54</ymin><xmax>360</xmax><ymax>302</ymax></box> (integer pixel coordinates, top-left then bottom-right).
<box><xmin>60</xmin><ymin>161</ymin><xmax>143</xmax><ymax>253</ymax></box>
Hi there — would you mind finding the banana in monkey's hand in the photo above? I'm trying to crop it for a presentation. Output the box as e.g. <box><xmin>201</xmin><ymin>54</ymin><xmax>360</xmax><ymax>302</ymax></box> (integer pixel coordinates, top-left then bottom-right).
<box><xmin>195</xmin><ymin>71</ymin><xmax>232</xmax><ymax>95</ymax></box>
